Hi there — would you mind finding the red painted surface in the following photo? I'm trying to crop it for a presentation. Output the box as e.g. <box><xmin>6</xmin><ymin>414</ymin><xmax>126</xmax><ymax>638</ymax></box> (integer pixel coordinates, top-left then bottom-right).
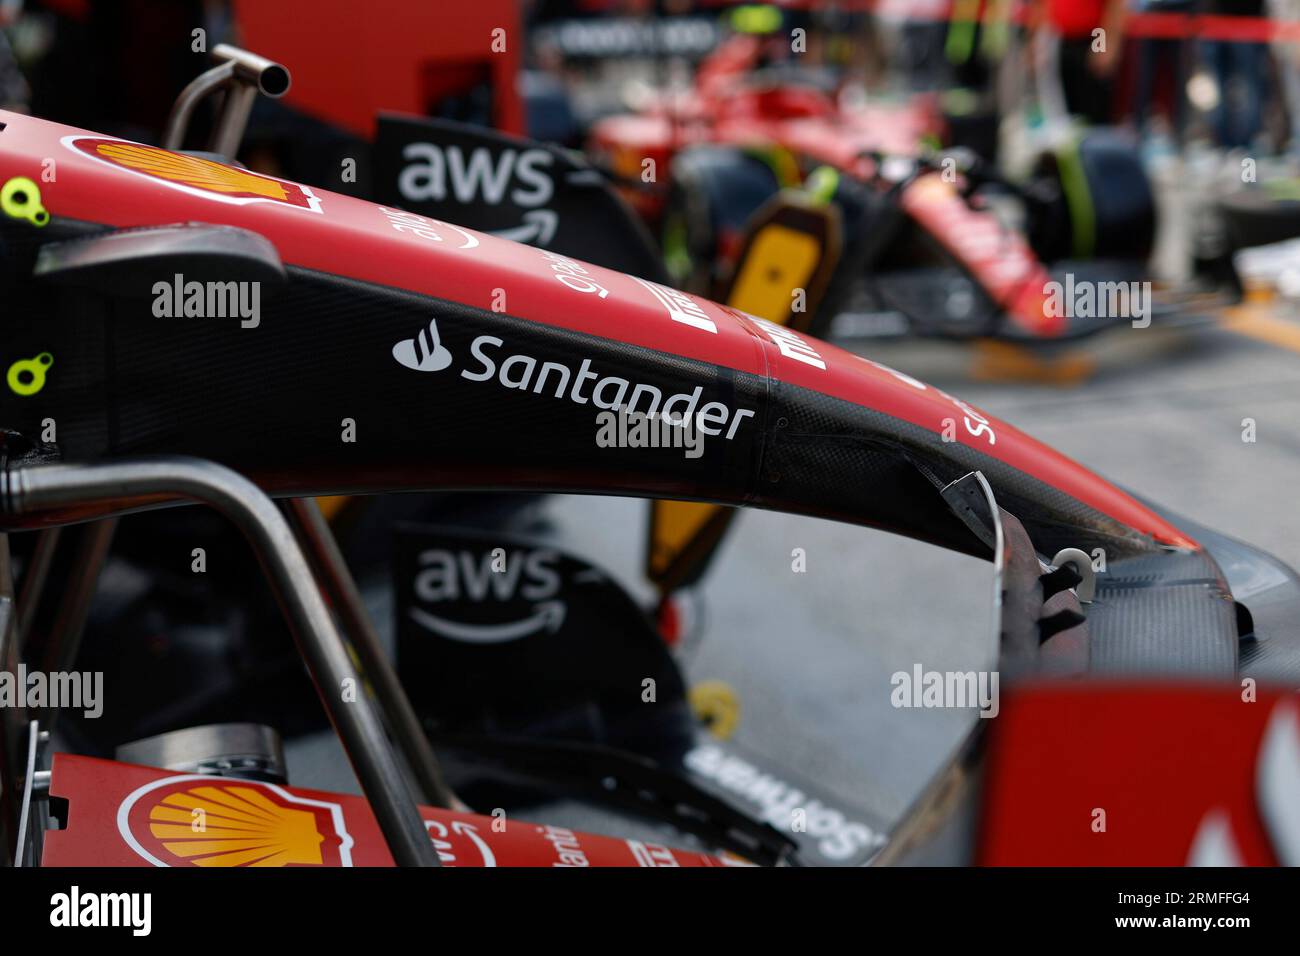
<box><xmin>587</xmin><ymin>35</ymin><xmax>1063</xmax><ymax>340</ymax></box>
<box><xmin>231</xmin><ymin>0</ymin><xmax>523</xmax><ymax>137</ymax></box>
<box><xmin>42</xmin><ymin>754</ymin><xmax>737</xmax><ymax>867</ymax></box>
<box><xmin>0</xmin><ymin>111</ymin><xmax>1196</xmax><ymax>548</ymax></box>
<box><xmin>979</xmin><ymin>684</ymin><xmax>1297</xmax><ymax>865</ymax></box>
<box><xmin>900</xmin><ymin>172</ymin><xmax>1057</xmax><ymax>337</ymax></box>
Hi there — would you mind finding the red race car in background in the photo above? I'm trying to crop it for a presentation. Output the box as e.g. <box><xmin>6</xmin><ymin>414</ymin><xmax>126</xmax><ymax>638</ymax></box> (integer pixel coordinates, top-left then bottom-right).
<box><xmin>0</xmin><ymin>43</ymin><xmax>1297</xmax><ymax>872</ymax></box>
<box><xmin>585</xmin><ymin>18</ymin><xmax>1160</xmax><ymax>342</ymax></box>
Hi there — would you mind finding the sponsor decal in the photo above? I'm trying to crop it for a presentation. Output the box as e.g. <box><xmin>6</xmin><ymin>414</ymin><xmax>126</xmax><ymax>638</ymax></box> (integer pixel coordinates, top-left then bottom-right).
<box><xmin>117</xmin><ymin>775</ymin><xmax>354</xmax><ymax>867</ymax></box>
<box><xmin>685</xmin><ymin>743</ymin><xmax>886</xmax><ymax>863</ymax></box>
<box><xmin>856</xmin><ymin>354</ymin><xmax>997</xmax><ymax>446</ymax></box>
<box><xmin>395</xmin><ymin>141</ymin><xmax>558</xmax><ymax>245</ymax></box>
<box><xmin>494</xmin><ymin>209</ymin><xmax>557</xmax><ymax>245</ymax></box>
<box><xmin>398</xmin><ymin>142</ymin><xmax>554</xmax><ymax>207</ymax></box>
<box><xmin>540</xmin><ymin>824</ymin><xmax>590</xmax><ymax>867</ymax></box>
<box><xmin>377</xmin><ymin>115</ymin><xmax>668</xmax><ymax>277</ymax></box>
<box><xmin>539</xmin><ymin>248</ymin><xmax>610</xmax><ymax>298</ymax></box>
<box><xmin>393</xmin><ymin>317</ymin><xmax>454</xmax><ymax>372</ymax></box>
<box><xmin>409</xmin><ymin>544</ymin><xmax>565</xmax><ymax>645</ymax></box>
<box><xmin>426</xmin><ymin>819</ymin><xmax>497</xmax><ymax>866</ymax></box>
<box><xmin>377</xmin><ymin>205</ymin><xmax>479</xmax><ymax>249</ymax></box>
<box><xmin>626</xmin><ymin>840</ymin><xmax>682</xmax><ymax>867</ymax></box>
<box><xmin>1188</xmin><ymin>699</ymin><xmax>1300</xmax><ymax>866</ymax></box>
<box><xmin>63</xmin><ymin>136</ymin><xmax>322</xmax><ymax>212</ymax></box>
<box><xmin>632</xmin><ymin>276</ymin><xmax>718</xmax><ymax>333</ymax></box>
<box><xmin>391</xmin><ymin>318</ymin><xmax>756</xmax><ymax>441</ymax></box>
<box><xmin>749</xmin><ymin>315</ymin><xmax>825</xmax><ymax>369</ymax></box>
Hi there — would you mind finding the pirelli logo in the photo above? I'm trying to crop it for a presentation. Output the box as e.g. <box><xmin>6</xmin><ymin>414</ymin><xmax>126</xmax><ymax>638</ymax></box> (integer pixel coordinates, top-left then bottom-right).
<box><xmin>633</xmin><ymin>277</ymin><xmax>718</xmax><ymax>334</ymax></box>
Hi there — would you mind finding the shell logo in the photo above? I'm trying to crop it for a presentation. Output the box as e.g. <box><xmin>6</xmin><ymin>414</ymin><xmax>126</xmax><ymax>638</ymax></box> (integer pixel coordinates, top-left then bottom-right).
<box><xmin>63</xmin><ymin>135</ymin><xmax>323</xmax><ymax>212</ymax></box>
<box><xmin>118</xmin><ymin>775</ymin><xmax>353</xmax><ymax>867</ymax></box>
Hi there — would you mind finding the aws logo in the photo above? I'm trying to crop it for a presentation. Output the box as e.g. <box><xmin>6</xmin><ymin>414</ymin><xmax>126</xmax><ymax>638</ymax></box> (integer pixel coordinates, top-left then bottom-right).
<box><xmin>63</xmin><ymin>136</ymin><xmax>323</xmax><ymax>212</ymax></box>
<box><xmin>118</xmin><ymin>775</ymin><xmax>353</xmax><ymax>867</ymax></box>
<box><xmin>409</xmin><ymin>546</ymin><xmax>566</xmax><ymax>644</ymax></box>
<box><xmin>397</xmin><ymin>142</ymin><xmax>557</xmax><ymax>245</ymax></box>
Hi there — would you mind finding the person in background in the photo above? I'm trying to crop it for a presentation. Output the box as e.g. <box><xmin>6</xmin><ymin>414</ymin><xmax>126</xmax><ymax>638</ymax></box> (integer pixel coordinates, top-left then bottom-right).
<box><xmin>1204</xmin><ymin>0</ymin><xmax>1269</xmax><ymax>148</ymax></box>
<box><xmin>1267</xmin><ymin>0</ymin><xmax>1300</xmax><ymax>155</ymax></box>
<box><xmin>1039</xmin><ymin>0</ymin><xmax>1128</xmax><ymax>124</ymax></box>
<box><xmin>1131</xmin><ymin>0</ymin><xmax>1194</xmax><ymax>142</ymax></box>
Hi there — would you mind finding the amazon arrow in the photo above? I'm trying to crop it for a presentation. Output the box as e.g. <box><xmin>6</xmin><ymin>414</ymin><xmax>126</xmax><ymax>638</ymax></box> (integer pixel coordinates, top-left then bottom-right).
<box><xmin>490</xmin><ymin>209</ymin><xmax>558</xmax><ymax>246</ymax></box>
<box><xmin>409</xmin><ymin>599</ymin><xmax>566</xmax><ymax>643</ymax></box>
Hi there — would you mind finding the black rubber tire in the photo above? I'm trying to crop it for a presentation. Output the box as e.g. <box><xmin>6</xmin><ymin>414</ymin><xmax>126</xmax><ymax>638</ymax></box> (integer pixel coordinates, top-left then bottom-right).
<box><xmin>663</xmin><ymin>146</ymin><xmax>782</xmax><ymax>296</ymax></box>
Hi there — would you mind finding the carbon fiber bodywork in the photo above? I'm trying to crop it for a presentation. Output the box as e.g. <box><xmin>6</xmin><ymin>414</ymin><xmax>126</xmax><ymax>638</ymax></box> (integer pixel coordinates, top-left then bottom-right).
<box><xmin>0</xmin><ymin>219</ymin><xmax>1246</xmax><ymax>678</ymax></box>
<box><xmin>0</xmin><ymin>107</ymin><xmax>1271</xmax><ymax>682</ymax></box>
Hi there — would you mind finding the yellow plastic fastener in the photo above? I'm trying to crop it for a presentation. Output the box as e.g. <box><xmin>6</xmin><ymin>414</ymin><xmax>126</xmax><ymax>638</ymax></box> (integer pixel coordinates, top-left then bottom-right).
<box><xmin>1</xmin><ymin>176</ymin><xmax>49</xmax><ymax>226</ymax></box>
<box><xmin>7</xmin><ymin>352</ymin><xmax>53</xmax><ymax>396</ymax></box>
<box><xmin>689</xmin><ymin>680</ymin><xmax>741</xmax><ymax>741</ymax></box>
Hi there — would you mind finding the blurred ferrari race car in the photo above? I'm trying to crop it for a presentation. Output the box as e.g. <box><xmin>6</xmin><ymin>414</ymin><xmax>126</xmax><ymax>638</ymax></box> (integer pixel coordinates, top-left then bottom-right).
<box><xmin>0</xmin><ymin>45</ymin><xmax>1298</xmax><ymax>870</ymax></box>
<box><xmin>584</xmin><ymin>28</ymin><xmax>1159</xmax><ymax>342</ymax></box>
<box><xmin>213</xmin><ymin>2</ymin><xmax>1165</xmax><ymax>346</ymax></box>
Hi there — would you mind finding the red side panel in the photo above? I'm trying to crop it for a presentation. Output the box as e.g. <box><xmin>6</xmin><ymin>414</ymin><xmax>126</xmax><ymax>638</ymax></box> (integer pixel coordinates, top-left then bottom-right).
<box><xmin>0</xmin><ymin>111</ymin><xmax>1194</xmax><ymax>548</ymax></box>
<box><xmin>900</xmin><ymin>173</ymin><xmax>1058</xmax><ymax>338</ymax></box>
<box><xmin>979</xmin><ymin>685</ymin><xmax>1299</xmax><ymax>865</ymax></box>
<box><xmin>231</xmin><ymin>0</ymin><xmax>524</xmax><ymax>137</ymax></box>
<box><xmin>41</xmin><ymin>755</ymin><xmax>739</xmax><ymax>867</ymax></box>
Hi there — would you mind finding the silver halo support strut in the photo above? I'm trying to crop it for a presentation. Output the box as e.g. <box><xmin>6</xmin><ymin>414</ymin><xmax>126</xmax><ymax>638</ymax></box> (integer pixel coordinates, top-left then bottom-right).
<box><xmin>282</xmin><ymin>497</ymin><xmax>458</xmax><ymax>809</ymax></box>
<box><xmin>1</xmin><ymin>457</ymin><xmax>438</xmax><ymax>867</ymax></box>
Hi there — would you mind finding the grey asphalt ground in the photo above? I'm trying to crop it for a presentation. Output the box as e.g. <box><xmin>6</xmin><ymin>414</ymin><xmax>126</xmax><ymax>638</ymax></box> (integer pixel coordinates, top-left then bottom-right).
<box><xmin>542</xmin><ymin>312</ymin><xmax>1300</xmax><ymax>827</ymax></box>
<box><xmin>287</xmin><ymin>304</ymin><xmax>1300</xmax><ymax>837</ymax></box>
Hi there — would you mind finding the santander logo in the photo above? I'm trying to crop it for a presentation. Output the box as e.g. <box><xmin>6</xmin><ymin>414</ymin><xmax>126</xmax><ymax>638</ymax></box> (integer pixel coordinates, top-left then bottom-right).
<box><xmin>393</xmin><ymin>319</ymin><xmax>453</xmax><ymax>372</ymax></box>
<box><xmin>390</xmin><ymin>318</ymin><xmax>758</xmax><ymax>442</ymax></box>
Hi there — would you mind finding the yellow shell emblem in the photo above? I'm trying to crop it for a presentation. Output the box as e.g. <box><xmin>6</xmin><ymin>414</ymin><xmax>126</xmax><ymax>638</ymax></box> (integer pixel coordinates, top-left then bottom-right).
<box><xmin>146</xmin><ymin>783</ymin><xmax>327</xmax><ymax>867</ymax></box>
<box><xmin>96</xmin><ymin>142</ymin><xmax>287</xmax><ymax>200</ymax></box>
<box><xmin>66</xmin><ymin>136</ymin><xmax>322</xmax><ymax>211</ymax></box>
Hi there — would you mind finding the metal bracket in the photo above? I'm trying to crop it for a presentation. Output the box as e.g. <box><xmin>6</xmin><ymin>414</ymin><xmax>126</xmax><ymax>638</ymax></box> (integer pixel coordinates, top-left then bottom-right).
<box><xmin>162</xmin><ymin>44</ymin><xmax>291</xmax><ymax>160</ymax></box>
<box><xmin>14</xmin><ymin>719</ymin><xmax>46</xmax><ymax>867</ymax></box>
<box><xmin>1</xmin><ymin>457</ymin><xmax>438</xmax><ymax>867</ymax></box>
<box><xmin>282</xmin><ymin>497</ymin><xmax>458</xmax><ymax>809</ymax></box>
<box><xmin>1050</xmin><ymin>547</ymin><xmax>1097</xmax><ymax>603</ymax></box>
